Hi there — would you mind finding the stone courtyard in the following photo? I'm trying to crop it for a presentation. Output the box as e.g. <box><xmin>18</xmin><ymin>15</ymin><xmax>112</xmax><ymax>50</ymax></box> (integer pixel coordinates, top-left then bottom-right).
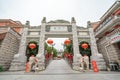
<box><xmin>0</xmin><ymin>59</ymin><xmax>120</xmax><ymax>80</ymax></box>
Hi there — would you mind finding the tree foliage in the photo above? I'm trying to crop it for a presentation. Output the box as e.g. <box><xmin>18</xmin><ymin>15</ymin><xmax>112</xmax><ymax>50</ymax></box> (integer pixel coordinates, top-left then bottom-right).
<box><xmin>64</xmin><ymin>40</ymin><xmax>73</xmax><ymax>54</ymax></box>
<box><xmin>53</xmin><ymin>48</ymin><xmax>58</xmax><ymax>57</ymax></box>
<box><xmin>46</xmin><ymin>46</ymin><xmax>52</xmax><ymax>53</ymax></box>
<box><xmin>45</xmin><ymin>42</ymin><xmax>58</xmax><ymax>57</ymax></box>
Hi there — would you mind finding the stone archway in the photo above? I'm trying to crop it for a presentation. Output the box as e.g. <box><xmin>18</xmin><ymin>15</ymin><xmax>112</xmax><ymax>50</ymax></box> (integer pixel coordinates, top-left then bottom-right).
<box><xmin>9</xmin><ymin>17</ymin><xmax>106</xmax><ymax>71</ymax></box>
<box><xmin>33</xmin><ymin>17</ymin><xmax>82</xmax><ymax>70</ymax></box>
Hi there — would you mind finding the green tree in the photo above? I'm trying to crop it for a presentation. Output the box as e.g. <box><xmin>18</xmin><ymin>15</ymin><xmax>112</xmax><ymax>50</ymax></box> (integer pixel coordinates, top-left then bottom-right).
<box><xmin>63</xmin><ymin>40</ymin><xmax>73</xmax><ymax>54</ymax></box>
<box><xmin>46</xmin><ymin>46</ymin><xmax>52</xmax><ymax>53</ymax></box>
<box><xmin>53</xmin><ymin>48</ymin><xmax>58</xmax><ymax>57</ymax></box>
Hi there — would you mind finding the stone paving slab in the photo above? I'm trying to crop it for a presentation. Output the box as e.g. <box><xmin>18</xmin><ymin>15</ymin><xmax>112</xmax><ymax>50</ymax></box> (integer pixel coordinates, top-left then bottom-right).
<box><xmin>0</xmin><ymin>72</ymin><xmax>120</xmax><ymax>80</ymax></box>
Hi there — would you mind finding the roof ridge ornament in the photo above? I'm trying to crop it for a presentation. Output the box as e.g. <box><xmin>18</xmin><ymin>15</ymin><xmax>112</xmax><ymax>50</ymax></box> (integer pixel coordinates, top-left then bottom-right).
<box><xmin>71</xmin><ymin>17</ymin><xmax>76</xmax><ymax>23</ymax></box>
<box><xmin>87</xmin><ymin>21</ymin><xmax>92</xmax><ymax>28</ymax></box>
<box><xmin>42</xmin><ymin>17</ymin><xmax>46</xmax><ymax>23</ymax></box>
<box><xmin>25</xmin><ymin>20</ymin><xmax>30</xmax><ymax>27</ymax></box>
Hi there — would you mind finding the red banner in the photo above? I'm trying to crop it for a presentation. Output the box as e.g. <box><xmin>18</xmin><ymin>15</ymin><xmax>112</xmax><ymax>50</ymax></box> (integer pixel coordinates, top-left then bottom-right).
<box><xmin>92</xmin><ymin>60</ymin><xmax>99</xmax><ymax>72</ymax></box>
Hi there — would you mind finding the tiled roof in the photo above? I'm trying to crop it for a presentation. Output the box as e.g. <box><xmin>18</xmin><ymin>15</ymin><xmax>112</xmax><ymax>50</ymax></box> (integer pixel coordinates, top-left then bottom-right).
<box><xmin>0</xmin><ymin>19</ymin><xmax>22</xmax><ymax>26</ymax></box>
<box><xmin>90</xmin><ymin>21</ymin><xmax>100</xmax><ymax>30</ymax></box>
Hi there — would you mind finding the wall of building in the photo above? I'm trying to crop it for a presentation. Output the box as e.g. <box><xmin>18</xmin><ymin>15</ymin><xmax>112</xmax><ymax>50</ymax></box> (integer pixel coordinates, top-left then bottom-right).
<box><xmin>97</xmin><ymin>28</ymin><xmax>120</xmax><ymax>66</ymax></box>
<box><xmin>94</xmin><ymin>1</ymin><xmax>120</xmax><ymax>68</ymax></box>
<box><xmin>0</xmin><ymin>28</ymin><xmax>21</xmax><ymax>70</ymax></box>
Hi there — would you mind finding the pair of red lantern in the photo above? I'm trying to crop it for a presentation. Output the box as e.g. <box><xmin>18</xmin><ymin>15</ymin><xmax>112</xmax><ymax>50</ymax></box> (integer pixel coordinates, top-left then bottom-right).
<box><xmin>64</xmin><ymin>40</ymin><xmax>88</xmax><ymax>49</ymax></box>
<box><xmin>47</xmin><ymin>39</ymin><xmax>88</xmax><ymax>48</ymax></box>
<box><xmin>29</xmin><ymin>39</ymin><xmax>54</xmax><ymax>49</ymax></box>
<box><xmin>47</xmin><ymin>39</ymin><xmax>71</xmax><ymax>45</ymax></box>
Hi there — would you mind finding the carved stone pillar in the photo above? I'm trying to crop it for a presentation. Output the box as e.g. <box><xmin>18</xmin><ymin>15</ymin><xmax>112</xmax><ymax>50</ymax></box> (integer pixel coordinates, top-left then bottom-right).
<box><xmin>71</xmin><ymin>17</ymin><xmax>82</xmax><ymax>70</ymax></box>
<box><xmin>88</xmin><ymin>21</ymin><xmax>106</xmax><ymax>70</ymax></box>
<box><xmin>9</xmin><ymin>28</ymin><xmax>28</xmax><ymax>71</ymax></box>
<box><xmin>36</xmin><ymin>18</ymin><xmax>46</xmax><ymax>70</ymax></box>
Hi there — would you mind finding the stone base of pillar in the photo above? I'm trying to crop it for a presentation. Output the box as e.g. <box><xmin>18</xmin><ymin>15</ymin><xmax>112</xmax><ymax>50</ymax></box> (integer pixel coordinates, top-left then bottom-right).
<box><xmin>9</xmin><ymin>60</ymin><xmax>26</xmax><ymax>71</ymax></box>
<box><xmin>91</xmin><ymin>54</ymin><xmax>106</xmax><ymax>70</ymax></box>
<box><xmin>72</xmin><ymin>54</ymin><xmax>82</xmax><ymax>71</ymax></box>
<box><xmin>37</xmin><ymin>63</ymin><xmax>45</xmax><ymax>71</ymax></box>
<box><xmin>9</xmin><ymin>54</ymin><xmax>26</xmax><ymax>71</ymax></box>
<box><xmin>72</xmin><ymin>62</ymin><xmax>81</xmax><ymax>71</ymax></box>
<box><xmin>36</xmin><ymin>54</ymin><xmax>45</xmax><ymax>71</ymax></box>
<box><xmin>95</xmin><ymin>60</ymin><xmax>106</xmax><ymax>70</ymax></box>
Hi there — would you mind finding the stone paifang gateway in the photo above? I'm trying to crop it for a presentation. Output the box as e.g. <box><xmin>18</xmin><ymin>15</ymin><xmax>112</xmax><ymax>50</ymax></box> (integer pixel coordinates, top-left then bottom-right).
<box><xmin>1</xmin><ymin>0</ymin><xmax>120</xmax><ymax>71</ymax></box>
<box><xmin>7</xmin><ymin>17</ymin><xmax>106</xmax><ymax>71</ymax></box>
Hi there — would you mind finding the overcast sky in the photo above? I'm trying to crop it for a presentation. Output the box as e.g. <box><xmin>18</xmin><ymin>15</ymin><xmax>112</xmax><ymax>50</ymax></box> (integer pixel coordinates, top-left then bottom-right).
<box><xmin>0</xmin><ymin>0</ymin><xmax>116</xmax><ymax>50</ymax></box>
<box><xmin>0</xmin><ymin>0</ymin><xmax>115</xmax><ymax>26</ymax></box>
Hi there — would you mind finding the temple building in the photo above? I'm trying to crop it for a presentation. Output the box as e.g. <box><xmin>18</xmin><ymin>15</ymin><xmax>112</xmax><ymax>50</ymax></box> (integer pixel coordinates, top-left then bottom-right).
<box><xmin>0</xmin><ymin>19</ymin><xmax>23</xmax><ymax>70</ymax></box>
<box><xmin>0</xmin><ymin>19</ymin><xmax>23</xmax><ymax>34</ymax></box>
<box><xmin>93</xmin><ymin>0</ymin><xmax>120</xmax><ymax>67</ymax></box>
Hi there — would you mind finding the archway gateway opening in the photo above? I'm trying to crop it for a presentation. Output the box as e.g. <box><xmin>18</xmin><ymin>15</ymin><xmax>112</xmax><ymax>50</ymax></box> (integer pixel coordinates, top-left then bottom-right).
<box><xmin>45</xmin><ymin>38</ymin><xmax>73</xmax><ymax>67</ymax></box>
<box><xmin>79</xmin><ymin>41</ymin><xmax>92</xmax><ymax>69</ymax></box>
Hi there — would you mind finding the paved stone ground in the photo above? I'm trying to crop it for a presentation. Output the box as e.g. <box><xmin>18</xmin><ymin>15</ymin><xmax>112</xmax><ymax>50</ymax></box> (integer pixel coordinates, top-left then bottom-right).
<box><xmin>0</xmin><ymin>59</ymin><xmax>120</xmax><ymax>80</ymax></box>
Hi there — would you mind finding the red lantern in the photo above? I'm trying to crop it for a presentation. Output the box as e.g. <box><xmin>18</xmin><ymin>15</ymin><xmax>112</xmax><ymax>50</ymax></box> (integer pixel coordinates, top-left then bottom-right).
<box><xmin>47</xmin><ymin>39</ymin><xmax>53</xmax><ymax>45</ymax></box>
<box><xmin>81</xmin><ymin>43</ymin><xmax>88</xmax><ymax>49</ymax></box>
<box><xmin>64</xmin><ymin>39</ymin><xmax>71</xmax><ymax>45</ymax></box>
<box><xmin>29</xmin><ymin>43</ymin><xmax>36</xmax><ymax>49</ymax></box>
